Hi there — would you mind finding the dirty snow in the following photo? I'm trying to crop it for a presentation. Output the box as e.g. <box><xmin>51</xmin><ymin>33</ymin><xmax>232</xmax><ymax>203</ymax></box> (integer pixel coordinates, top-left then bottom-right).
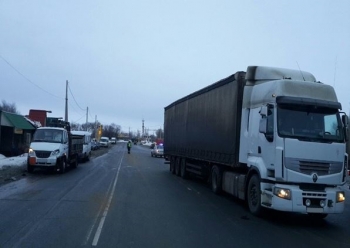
<box><xmin>0</xmin><ymin>153</ymin><xmax>27</xmax><ymax>170</ymax></box>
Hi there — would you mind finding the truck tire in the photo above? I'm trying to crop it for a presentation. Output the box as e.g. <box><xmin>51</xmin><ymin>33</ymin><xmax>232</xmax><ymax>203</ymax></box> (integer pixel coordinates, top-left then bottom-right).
<box><xmin>180</xmin><ymin>159</ymin><xmax>188</xmax><ymax>179</ymax></box>
<box><xmin>71</xmin><ymin>155</ymin><xmax>79</xmax><ymax>169</ymax></box>
<box><xmin>175</xmin><ymin>157</ymin><xmax>181</xmax><ymax>176</ymax></box>
<box><xmin>170</xmin><ymin>157</ymin><xmax>176</xmax><ymax>174</ymax></box>
<box><xmin>247</xmin><ymin>174</ymin><xmax>262</xmax><ymax>216</ymax></box>
<box><xmin>211</xmin><ymin>165</ymin><xmax>222</xmax><ymax>194</ymax></box>
<box><xmin>59</xmin><ymin>159</ymin><xmax>66</xmax><ymax>174</ymax></box>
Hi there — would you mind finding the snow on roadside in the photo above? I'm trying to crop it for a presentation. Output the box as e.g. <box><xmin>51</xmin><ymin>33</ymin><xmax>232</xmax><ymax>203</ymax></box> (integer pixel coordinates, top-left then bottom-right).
<box><xmin>0</xmin><ymin>153</ymin><xmax>28</xmax><ymax>170</ymax></box>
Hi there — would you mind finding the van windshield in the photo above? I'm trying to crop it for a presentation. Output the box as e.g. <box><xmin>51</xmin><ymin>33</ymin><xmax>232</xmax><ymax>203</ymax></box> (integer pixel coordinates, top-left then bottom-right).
<box><xmin>33</xmin><ymin>129</ymin><xmax>64</xmax><ymax>143</ymax></box>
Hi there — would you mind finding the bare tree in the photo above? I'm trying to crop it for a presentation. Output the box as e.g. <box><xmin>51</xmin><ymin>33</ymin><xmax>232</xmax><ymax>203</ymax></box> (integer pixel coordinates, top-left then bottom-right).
<box><xmin>0</xmin><ymin>100</ymin><xmax>20</xmax><ymax>114</ymax></box>
<box><xmin>156</xmin><ymin>128</ymin><xmax>164</xmax><ymax>139</ymax></box>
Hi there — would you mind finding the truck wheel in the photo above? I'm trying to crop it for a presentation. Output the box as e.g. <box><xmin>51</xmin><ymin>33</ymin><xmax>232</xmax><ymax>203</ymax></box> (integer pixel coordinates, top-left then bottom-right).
<box><xmin>72</xmin><ymin>155</ymin><xmax>79</xmax><ymax>169</ymax></box>
<box><xmin>180</xmin><ymin>159</ymin><xmax>188</xmax><ymax>179</ymax></box>
<box><xmin>175</xmin><ymin>158</ymin><xmax>181</xmax><ymax>176</ymax></box>
<box><xmin>170</xmin><ymin>157</ymin><xmax>176</xmax><ymax>174</ymax></box>
<box><xmin>247</xmin><ymin>174</ymin><xmax>262</xmax><ymax>216</ymax></box>
<box><xmin>211</xmin><ymin>166</ymin><xmax>222</xmax><ymax>194</ymax></box>
<box><xmin>59</xmin><ymin>159</ymin><xmax>66</xmax><ymax>174</ymax></box>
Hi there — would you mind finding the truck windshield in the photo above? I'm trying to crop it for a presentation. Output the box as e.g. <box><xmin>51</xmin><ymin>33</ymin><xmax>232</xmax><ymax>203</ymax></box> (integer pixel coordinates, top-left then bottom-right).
<box><xmin>277</xmin><ymin>105</ymin><xmax>344</xmax><ymax>142</ymax></box>
<box><xmin>32</xmin><ymin>129</ymin><xmax>64</xmax><ymax>143</ymax></box>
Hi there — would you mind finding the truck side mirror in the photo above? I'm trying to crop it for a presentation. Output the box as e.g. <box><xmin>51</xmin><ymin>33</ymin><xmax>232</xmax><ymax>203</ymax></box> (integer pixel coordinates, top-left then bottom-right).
<box><xmin>342</xmin><ymin>115</ymin><xmax>349</xmax><ymax>141</ymax></box>
<box><xmin>259</xmin><ymin>118</ymin><xmax>267</xmax><ymax>133</ymax></box>
<box><xmin>259</xmin><ymin>106</ymin><xmax>268</xmax><ymax>117</ymax></box>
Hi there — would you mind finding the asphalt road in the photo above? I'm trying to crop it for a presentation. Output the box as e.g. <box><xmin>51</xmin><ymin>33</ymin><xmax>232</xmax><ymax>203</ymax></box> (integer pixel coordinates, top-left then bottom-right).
<box><xmin>0</xmin><ymin>143</ymin><xmax>350</xmax><ymax>248</ymax></box>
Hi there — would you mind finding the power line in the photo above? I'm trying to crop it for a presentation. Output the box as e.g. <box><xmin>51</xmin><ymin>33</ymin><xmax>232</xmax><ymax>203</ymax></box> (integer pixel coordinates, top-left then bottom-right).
<box><xmin>68</xmin><ymin>83</ymin><xmax>85</xmax><ymax>111</ymax></box>
<box><xmin>0</xmin><ymin>54</ymin><xmax>62</xmax><ymax>99</ymax></box>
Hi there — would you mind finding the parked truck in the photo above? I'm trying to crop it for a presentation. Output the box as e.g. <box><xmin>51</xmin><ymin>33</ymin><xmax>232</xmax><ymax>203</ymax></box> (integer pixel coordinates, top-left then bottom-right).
<box><xmin>27</xmin><ymin>120</ymin><xmax>83</xmax><ymax>173</ymax></box>
<box><xmin>164</xmin><ymin>66</ymin><xmax>348</xmax><ymax>218</ymax></box>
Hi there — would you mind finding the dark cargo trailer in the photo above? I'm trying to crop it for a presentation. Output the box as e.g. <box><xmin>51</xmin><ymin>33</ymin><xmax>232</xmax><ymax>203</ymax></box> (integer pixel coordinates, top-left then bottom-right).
<box><xmin>164</xmin><ymin>71</ymin><xmax>246</xmax><ymax>169</ymax></box>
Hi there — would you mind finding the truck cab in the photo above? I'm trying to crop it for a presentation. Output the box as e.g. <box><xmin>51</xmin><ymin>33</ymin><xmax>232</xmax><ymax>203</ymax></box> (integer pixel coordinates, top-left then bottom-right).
<box><xmin>27</xmin><ymin>121</ymin><xmax>83</xmax><ymax>173</ymax></box>
<box><xmin>239</xmin><ymin>66</ymin><xmax>348</xmax><ymax>215</ymax></box>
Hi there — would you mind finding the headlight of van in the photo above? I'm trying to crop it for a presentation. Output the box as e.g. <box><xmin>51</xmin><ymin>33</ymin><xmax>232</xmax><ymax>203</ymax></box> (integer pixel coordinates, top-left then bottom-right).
<box><xmin>51</xmin><ymin>149</ymin><xmax>60</xmax><ymax>156</ymax></box>
<box><xmin>28</xmin><ymin>148</ymin><xmax>36</xmax><ymax>156</ymax></box>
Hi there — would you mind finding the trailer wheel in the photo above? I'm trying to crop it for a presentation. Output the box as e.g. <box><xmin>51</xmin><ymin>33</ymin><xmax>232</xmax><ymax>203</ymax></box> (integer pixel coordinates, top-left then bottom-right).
<box><xmin>180</xmin><ymin>159</ymin><xmax>188</xmax><ymax>179</ymax></box>
<box><xmin>247</xmin><ymin>174</ymin><xmax>262</xmax><ymax>216</ymax></box>
<box><xmin>175</xmin><ymin>157</ymin><xmax>181</xmax><ymax>176</ymax></box>
<box><xmin>170</xmin><ymin>157</ymin><xmax>176</xmax><ymax>174</ymax></box>
<box><xmin>211</xmin><ymin>166</ymin><xmax>222</xmax><ymax>194</ymax></box>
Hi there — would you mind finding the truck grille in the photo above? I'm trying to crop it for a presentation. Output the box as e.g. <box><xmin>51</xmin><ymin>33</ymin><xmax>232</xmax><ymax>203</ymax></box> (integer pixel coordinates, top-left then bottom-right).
<box><xmin>35</xmin><ymin>151</ymin><xmax>51</xmax><ymax>158</ymax></box>
<box><xmin>285</xmin><ymin>158</ymin><xmax>342</xmax><ymax>176</ymax></box>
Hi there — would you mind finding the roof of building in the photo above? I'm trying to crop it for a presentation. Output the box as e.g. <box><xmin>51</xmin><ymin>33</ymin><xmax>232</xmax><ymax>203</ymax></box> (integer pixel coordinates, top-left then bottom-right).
<box><xmin>2</xmin><ymin>111</ymin><xmax>36</xmax><ymax>130</ymax></box>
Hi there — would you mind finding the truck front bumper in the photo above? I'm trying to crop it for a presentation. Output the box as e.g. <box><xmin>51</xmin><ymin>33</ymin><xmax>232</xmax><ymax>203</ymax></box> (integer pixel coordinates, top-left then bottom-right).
<box><xmin>262</xmin><ymin>183</ymin><xmax>345</xmax><ymax>214</ymax></box>
<box><xmin>28</xmin><ymin>156</ymin><xmax>57</xmax><ymax>167</ymax></box>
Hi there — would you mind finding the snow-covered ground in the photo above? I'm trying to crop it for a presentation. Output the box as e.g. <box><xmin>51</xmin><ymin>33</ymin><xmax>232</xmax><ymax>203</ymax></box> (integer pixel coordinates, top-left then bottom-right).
<box><xmin>0</xmin><ymin>153</ymin><xmax>28</xmax><ymax>170</ymax></box>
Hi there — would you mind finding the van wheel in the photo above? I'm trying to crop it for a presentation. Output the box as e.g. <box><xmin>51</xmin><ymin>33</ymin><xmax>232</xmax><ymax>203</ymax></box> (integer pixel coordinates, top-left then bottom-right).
<box><xmin>247</xmin><ymin>174</ymin><xmax>262</xmax><ymax>216</ymax></box>
<box><xmin>211</xmin><ymin>166</ymin><xmax>222</xmax><ymax>194</ymax></box>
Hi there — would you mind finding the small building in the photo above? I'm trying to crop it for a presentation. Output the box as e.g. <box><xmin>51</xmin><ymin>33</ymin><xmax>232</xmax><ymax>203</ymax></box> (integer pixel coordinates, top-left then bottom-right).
<box><xmin>28</xmin><ymin>109</ymin><xmax>52</xmax><ymax>127</ymax></box>
<box><xmin>0</xmin><ymin>110</ymin><xmax>36</xmax><ymax>156</ymax></box>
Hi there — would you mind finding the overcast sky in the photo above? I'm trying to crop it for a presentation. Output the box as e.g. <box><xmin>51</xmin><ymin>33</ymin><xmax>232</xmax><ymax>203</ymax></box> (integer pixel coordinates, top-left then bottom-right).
<box><xmin>1</xmin><ymin>0</ymin><xmax>349</xmax><ymax>134</ymax></box>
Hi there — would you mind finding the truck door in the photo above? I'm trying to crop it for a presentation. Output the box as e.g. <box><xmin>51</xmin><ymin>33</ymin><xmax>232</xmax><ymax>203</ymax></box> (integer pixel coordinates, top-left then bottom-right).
<box><xmin>258</xmin><ymin>104</ymin><xmax>276</xmax><ymax>172</ymax></box>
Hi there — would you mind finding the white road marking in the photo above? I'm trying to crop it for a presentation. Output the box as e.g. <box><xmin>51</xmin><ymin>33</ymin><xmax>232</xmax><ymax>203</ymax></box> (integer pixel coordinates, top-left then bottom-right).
<box><xmin>91</xmin><ymin>154</ymin><xmax>124</xmax><ymax>246</ymax></box>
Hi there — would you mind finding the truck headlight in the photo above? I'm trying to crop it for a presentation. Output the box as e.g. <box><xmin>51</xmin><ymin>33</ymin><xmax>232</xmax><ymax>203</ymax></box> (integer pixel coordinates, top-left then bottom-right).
<box><xmin>273</xmin><ymin>187</ymin><xmax>291</xmax><ymax>200</ymax></box>
<box><xmin>28</xmin><ymin>148</ymin><xmax>36</xmax><ymax>156</ymax></box>
<box><xmin>336</xmin><ymin>191</ymin><xmax>345</xmax><ymax>203</ymax></box>
<box><xmin>51</xmin><ymin>149</ymin><xmax>60</xmax><ymax>156</ymax></box>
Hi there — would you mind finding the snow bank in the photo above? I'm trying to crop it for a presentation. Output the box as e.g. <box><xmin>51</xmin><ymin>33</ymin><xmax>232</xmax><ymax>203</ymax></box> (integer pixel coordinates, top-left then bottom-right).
<box><xmin>0</xmin><ymin>153</ymin><xmax>28</xmax><ymax>170</ymax></box>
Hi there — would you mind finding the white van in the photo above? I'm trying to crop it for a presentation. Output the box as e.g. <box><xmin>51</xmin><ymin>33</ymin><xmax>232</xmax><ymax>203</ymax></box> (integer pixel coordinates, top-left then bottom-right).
<box><xmin>99</xmin><ymin>136</ymin><xmax>110</xmax><ymax>147</ymax></box>
<box><xmin>71</xmin><ymin>131</ymin><xmax>92</xmax><ymax>162</ymax></box>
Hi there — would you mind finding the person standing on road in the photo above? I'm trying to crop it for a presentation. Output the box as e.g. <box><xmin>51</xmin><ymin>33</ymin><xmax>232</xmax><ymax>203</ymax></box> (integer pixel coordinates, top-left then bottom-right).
<box><xmin>127</xmin><ymin>140</ymin><xmax>132</xmax><ymax>154</ymax></box>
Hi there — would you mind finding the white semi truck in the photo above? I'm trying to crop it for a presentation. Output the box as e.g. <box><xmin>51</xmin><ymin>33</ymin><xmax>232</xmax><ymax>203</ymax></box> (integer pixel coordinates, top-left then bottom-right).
<box><xmin>27</xmin><ymin>120</ymin><xmax>83</xmax><ymax>173</ymax></box>
<box><xmin>164</xmin><ymin>66</ymin><xmax>348</xmax><ymax>218</ymax></box>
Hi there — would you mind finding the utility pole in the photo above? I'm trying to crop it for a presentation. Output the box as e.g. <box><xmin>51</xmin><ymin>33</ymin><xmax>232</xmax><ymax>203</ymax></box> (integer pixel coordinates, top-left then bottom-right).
<box><xmin>65</xmin><ymin>80</ymin><xmax>68</xmax><ymax>122</ymax></box>
<box><xmin>95</xmin><ymin>115</ymin><xmax>97</xmax><ymax>140</ymax></box>
<box><xmin>86</xmin><ymin>107</ymin><xmax>88</xmax><ymax>131</ymax></box>
<box><xmin>142</xmin><ymin>119</ymin><xmax>145</xmax><ymax>138</ymax></box>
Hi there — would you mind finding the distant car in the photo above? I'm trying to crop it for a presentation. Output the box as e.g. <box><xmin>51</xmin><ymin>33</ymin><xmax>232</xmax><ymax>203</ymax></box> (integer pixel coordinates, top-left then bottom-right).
<box><xmin>151</xmin><ymin>144</ymin><xmax>164</xmax><ymax>157</ymax></box>
<box><xmin>99</xmin><ymin>137</ymin><xmax>109</xmax><ymax>148</ymax></box>
<box><xmin>110</xmin><ymin>137</ymin><xmax>116</xmax><ymax>144</ymax></box>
